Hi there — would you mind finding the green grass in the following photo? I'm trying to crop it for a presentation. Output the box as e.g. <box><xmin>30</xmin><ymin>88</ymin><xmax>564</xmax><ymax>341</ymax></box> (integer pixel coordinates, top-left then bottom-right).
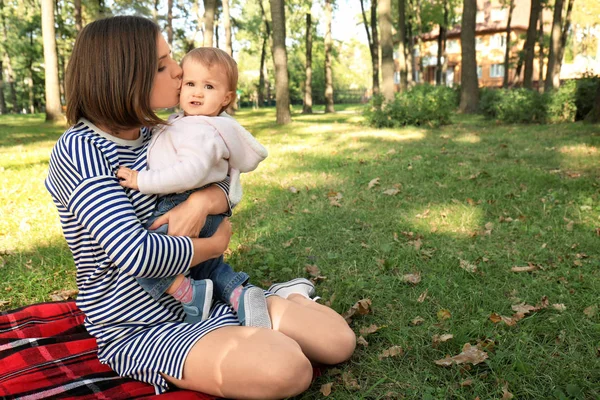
<box><xmin>1</xmin><ymin>106</ymin><xmax>599</xmax><ymax>399</ymax></box>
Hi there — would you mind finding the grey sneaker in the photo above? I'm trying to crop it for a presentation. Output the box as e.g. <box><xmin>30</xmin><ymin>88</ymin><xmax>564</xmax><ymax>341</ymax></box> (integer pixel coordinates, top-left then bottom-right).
<box><xmin>237</xmin><ymin>286</ymin><xmax>272</xmax><ymax>328</ymax></box>
<box><xmin>268</xmin><ymin>278</ymin><xmax>317</xmax><ymax>300</ymax></box>
<box><xmin>182</xmin><ymin>279</ymin><xmax>214</xmax><ymax>324</ymax></box>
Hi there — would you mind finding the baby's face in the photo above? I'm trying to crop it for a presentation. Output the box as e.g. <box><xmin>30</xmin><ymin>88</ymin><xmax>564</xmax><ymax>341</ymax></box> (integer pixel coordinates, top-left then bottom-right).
<box><xmin>180</xmin><ymin>60</ymin><xmax>233</xmax><ymax>117</ymax></box>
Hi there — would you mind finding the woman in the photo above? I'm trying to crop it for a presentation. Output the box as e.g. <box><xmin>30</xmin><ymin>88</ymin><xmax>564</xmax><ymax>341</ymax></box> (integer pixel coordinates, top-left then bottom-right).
<box><xmin>46</xmin><ymin>16</ymin><xmax>355</xmax><ymax>399</ymax></box>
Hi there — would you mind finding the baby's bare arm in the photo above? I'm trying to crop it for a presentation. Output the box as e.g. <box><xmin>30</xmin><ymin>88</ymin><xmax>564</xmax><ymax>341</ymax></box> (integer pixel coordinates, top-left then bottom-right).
<box><xmin>116</xmin><ymin>166</ymin><xmax>140</xmax><ymax>190</ymax></box>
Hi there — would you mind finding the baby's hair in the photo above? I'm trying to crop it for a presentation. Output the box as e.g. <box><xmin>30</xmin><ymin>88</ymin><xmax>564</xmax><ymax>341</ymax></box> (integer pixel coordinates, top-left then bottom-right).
<box><xmin>182</xmin><ymin>47</ymin><xmax>238</xmax><ymax>103</ymax></box>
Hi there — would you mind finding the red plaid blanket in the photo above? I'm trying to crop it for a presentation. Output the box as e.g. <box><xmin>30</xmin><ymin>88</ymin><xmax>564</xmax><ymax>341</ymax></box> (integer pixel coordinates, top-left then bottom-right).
<box><xmin>0</xmin><ymin>301</ymin><xmax>213</xmax><ymax>399</ymax></box>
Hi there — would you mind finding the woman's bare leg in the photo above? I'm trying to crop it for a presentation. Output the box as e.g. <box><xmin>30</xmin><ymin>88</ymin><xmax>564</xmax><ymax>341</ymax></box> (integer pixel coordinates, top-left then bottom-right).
<box><xmin>162</xmin><ymin>326</ymin><xmax>313</xmax><ymax>399</ymax></box>
<box><xmin>267</xmin><ymin>295</ymin><xmax>356</xmax><ymax>365</ymax></box>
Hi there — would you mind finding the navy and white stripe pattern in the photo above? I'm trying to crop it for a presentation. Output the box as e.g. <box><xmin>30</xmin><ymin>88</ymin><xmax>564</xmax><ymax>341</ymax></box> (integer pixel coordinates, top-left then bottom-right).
<box><xmin>45</xmin><ymin>119</ymin><xmax>240</xmax><ymax>394</ymax></box>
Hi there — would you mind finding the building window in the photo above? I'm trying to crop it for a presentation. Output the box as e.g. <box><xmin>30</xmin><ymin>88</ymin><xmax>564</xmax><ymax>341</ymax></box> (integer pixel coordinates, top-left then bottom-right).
<box><xmin>476</xmin><ymin>11</ymin><xmax>485</xmax><ymax>24</ymax></box>
<box><xmin>475</xmin><ymin>37</ymin><xmax>484</xmax><ymax>50</ymax></box>
<box><xmin>490</xmin><ymin>34</ymin><xmax>506</xmax><ymax>49</ymax></box>
<box><xmin>446</xmin><ymin>39</ymin><xmax>460</xmax><ymax>54</ymax></box>
<box><xmin>490</xmin><ymin>63</ymin><xmax>505</xmax><ymax>78</ymax></box>
<box><xmin>477</xmin><ymin>65</ymin><xmax>482</xmax><ymax>79</ymax></box>
<box><xmin>491</xmin><ymin>8</ymin><xmax>507</xmax><ymax>21</ymax></box>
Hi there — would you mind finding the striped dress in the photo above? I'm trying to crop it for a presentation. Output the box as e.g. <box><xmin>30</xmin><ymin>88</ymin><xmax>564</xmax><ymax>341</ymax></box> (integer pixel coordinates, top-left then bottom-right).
<box><xmin>45</xmin><ymin>118</ymin><xmax>240</xmax><ymax>394</ymax></box>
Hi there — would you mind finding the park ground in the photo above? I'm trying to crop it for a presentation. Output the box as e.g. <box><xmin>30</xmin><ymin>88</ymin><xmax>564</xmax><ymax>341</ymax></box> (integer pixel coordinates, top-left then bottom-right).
<box><xmin>0</xmin><ymin>106</ymin><xmax>599</xmax><ymax>399</ymax></box>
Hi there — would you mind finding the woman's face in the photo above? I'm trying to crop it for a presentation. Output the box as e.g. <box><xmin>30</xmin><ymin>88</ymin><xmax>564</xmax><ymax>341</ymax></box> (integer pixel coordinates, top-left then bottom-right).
<box><xmin>150</xmin><ymin>34</ymin><xmax>182</xmax><ymax>109</ymax></box>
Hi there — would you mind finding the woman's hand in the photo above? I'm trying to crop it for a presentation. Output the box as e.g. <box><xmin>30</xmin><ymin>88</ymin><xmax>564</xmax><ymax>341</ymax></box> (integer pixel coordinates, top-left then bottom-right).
<box><xmin>190</xmin><ymin>218</ymin><xmax>232</xmax><ymax>265</ymax></box>
<box><xmin>148</xmin><ymin>184</ymin><xmax>229</xmax><ymax>237</ymax></box>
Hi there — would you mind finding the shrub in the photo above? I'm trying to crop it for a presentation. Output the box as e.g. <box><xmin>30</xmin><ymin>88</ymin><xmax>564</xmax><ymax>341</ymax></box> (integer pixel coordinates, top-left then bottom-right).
<box><xmin>545</xmin><ymin>80</ymin><xmax>577</xmax><ymax>123</ymax></box>
<box><xmin>479</xmin><ymin>88</ymin><xmax>502</xmax><ymax>118</ymax></box>
<box><xmin>574</xmin><ymin>75</ymin><xmax>600</xmax><ymax>120</ymax></box>
<box><xmin>363</xmin><ymin>85</ymin><xmax>456</xmax><ymax>128</ymax></box>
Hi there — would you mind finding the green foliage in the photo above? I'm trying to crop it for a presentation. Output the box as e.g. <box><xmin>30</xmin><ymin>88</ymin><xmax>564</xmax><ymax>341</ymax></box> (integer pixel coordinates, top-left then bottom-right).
<box><xmin>574</xmin><ymin>75</ymin><xmax>600</xmax><ymax>121</ymax></box>
<box><xmin>364</xmin><ymin>85</ymin><xmax>456</xmax><ymax>128</ymax></box>
<box><xmin>480</xmin><ymin>78</ymin><xmax>598</xmax><ymax>124</ymax></box>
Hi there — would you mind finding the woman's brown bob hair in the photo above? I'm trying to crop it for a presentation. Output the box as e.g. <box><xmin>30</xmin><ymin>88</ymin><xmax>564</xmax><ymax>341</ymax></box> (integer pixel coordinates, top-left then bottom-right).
<box><xmin>66</xmin><ymin>16</ymin><xmax>166</xmax><ymax>132</ymax></box>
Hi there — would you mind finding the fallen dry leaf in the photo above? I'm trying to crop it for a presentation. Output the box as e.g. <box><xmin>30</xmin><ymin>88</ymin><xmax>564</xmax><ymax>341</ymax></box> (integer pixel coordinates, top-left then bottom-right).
<box><xmin>460</xmin><ymin>379</ymin><xmax>473</xmax><ymax>387</ymax></box>
<box><xmin>434</xmin><ymin>343</ymin><xmax>489</xmax><ymax>367</ymax></box>
<box><xmin>459</xmin><ymin>259</ymin><xmax>477</xmax><ymax>273</ymax></box>
<box><xmin>583</xmin><ymin>305</ymin><xmax>597</xmax><ymax>318</ymax></box>
<box><xmin>305</xmin><ymin>264</ymin><xmax>321</xmax><ymax>277</ymax></box>
<box><xmin>416</xmin><ymin>209</ymin><xmax>430</xmax><ymax>219</ymax></box>
<box><xmin>417</xmin><ymin>289</ymin><xmax>428</xmax><ymax>303</ymax></box>
<box><xmin>484</xmin><ymin>222</ymin><xmax>494</xmax><ymax>235</ymax></box>
<box><xmin>282</xmin><ymin>238</ymin><xmax>294</xmax><ymax>248</ymax></box>
<box><xmin>383</xmin><ymin>188</ymin><xmax>400</xmax><ymax>196</ymax></box>
<box><xmin>432</xmin><ymin>334</ymin><xmax>454</xmax><ymax>347</ymax></box>
<box><xmin>368</xmin><ymin>178</ymin><xmax>380</xmax><ymax>189</ymax></box>
<box><xmin>342</xmin><ymin>298</ymin><xmax>372</xmax><ymax>323</ymax></box>
<box><xmin>288</xmin><ymin>186</ymin><xmax>299</xmax><ymax>194</ymax></box>
<box><xmin>342</xmin><ymin>371</ymin><xmax>361</xmax><ymax>391</ymax></box>
<box><xmin>357</xmin><ymin>336</ymin><xmax>369</xmax><ymax>347</ymax></box>
<box><xmin>378</xmin><ymin>345</ymin><xmax>404</xmax><ymax>360</ymax></box>
<box><xmin>359</xmin><ymin>324</ymin><xmax>383</xmax><ymax>336</ymax></box>
<box><xmin>502</xmin><ymin>382</ymin><xmax>514</xmax><ymax>399</ymax></box>
<box><xmin>437</xmin><ymin>309</ymin><xmax>452</xmax><ymax>320</ymax></box>
<box><xmin>565</xmin><ymin>220</ymin><xmax>574</xmax><ymax>231</ymax></box>
<box><xmin>552</xmin><ymin>303</ymin><xmax>567</xmax><ymax>311</ymax></box>
<box><xmin>320</xmin><ymin>382</ymin><xmax>333</xmax><ymax>396</ymax></box>
<box><xmin>50</xmin><ymin>289</ymin><xmax>79</xmax><ymax>301</ymax></box>
<box><xmin>402</xmin><ymin>273</ymin><xmax>421</xmax><ymax>285</ymax></box>
<box><xmin>411</xmin><ymin>316</ymin><xmax>425</xmax><ymax>326</ymax></box>
<box><xmin>0</xmin><ymin>299</ymin><xmax>10</xmax><ymax>307</ymax></box>
<box><xmin>511</xmin><ymin>264</ymin><xmax>538</xmax><ymax>272</ymax></box>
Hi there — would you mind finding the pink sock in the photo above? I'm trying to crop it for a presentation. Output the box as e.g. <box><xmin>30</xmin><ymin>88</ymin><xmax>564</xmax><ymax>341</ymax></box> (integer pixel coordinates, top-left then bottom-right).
<box><xmin>229</xmin><ymin>286</ymin><xmax>243</xmax><ymax>311</ymax></box>
<box><xmin>171</xmin><ymin>277</ymin><xmax>193</xmax><ymax>304</ymax></box>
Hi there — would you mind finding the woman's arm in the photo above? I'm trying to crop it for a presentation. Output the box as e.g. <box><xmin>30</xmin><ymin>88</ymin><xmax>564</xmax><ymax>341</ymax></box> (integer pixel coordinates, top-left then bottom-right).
<box><xmin>147</xmin><ymin>184</ymin><xmax>230</xmax><ymax>237</ymax></box>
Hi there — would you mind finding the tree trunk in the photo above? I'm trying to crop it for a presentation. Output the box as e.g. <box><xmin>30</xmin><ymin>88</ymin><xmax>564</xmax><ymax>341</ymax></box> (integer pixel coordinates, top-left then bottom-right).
<box><xmin>258</xmin><ymin>0</ymin><xmax>271</xmax><ymax>107</ymax></box>
<box><xmin>41</xmin><ymin>0</ymin><xmax>62</xmax><ymax>121</ymax></box>
<box><xmin>0</xmin><ymin>60</ymin><xmax>5</xmax><ymax>114</ymax></box>
<box><xmin>523</xmin><ymin>0</ymin><xmax>541</xmax><ymax>89</ymax></box>
<box><xmin>223</xmin><ymin>0</ymin><xmax>232</xmax><ymax>55</ymax></box>
<box><xmin>203</xmin><ymin>0</ymin><xmax>216</xmax><ymax>47</ymax></box>
<box><xmin>436</xmin><ymin>25</ymin><xmax>445</xmax><ymax>85</ymax></box>
<box><xmin>545</xmin><ymin>0</ymin><xmax>564</xmax><ymax>91</ymax></box>
<box><xmin>459</xmin><ymin>0</ymin><xmax>478</xmax><ymax>113</ymax></box>
<box><xmin>258</xmin><ymin>36</ymin><xmax>267</xmax><ymax>107</ymax></box>
<box><xmin>538</xmin><ymin>7</ymin><xmax>544</xmax><ymax>87</ymax></box>
<box><xmin>324</xmin><ymin>0</ymin><xmax>334</xmax><ymax>112</ymax></box>
<box><xmin>269</xmin><ymin>0</ymin><xmax>291</xmax><ymax>124</ymax></box>
<box><xmin>167</xmin><ymin>0</ymin><xmax>173</xmax><ymax>47</ymax></box>
<box><xmin>27</xmin><ymin>65</ymin><xmax>35</xmax><ymax>114</ymax></box>
<box><xmin>302</xmin><ymin>12</ymin><xmax>313</xmax><ymax>114</ymax></box>
<box><xmin>503</xmin><ymin>0</ymin><xmax>514</xmax><ymax>88</ymax></box>
<box><xmin>398</xmin><ymin>0</ymin><xmax>408</xmax><ymax>90</ymax></box>
<box><xmin>379</xmin><ymin>0</ymin><xmax>394</xmax><ymax>101</ymax></box>
<box><xmin>406</xmin><ymin>17</ymin><xmax>415</xmax><ymax>86</ymax></box>
<box><xmin>360</xmin><ymin>0</ymin><xmax>379</xmax><ymax>95</ymax></box>
<box><xmin>74</xmin><ymin>0</ymin><xmax>82</xmax><ymax>32</ymax></box>
<box><xmin>413</xmin><ymin>0</ymin><xmax>423</xmax><ymax>83</ymax></box>
<box><xmin>585</xmin><ymin>81</ymin><xmax>600</xmax><ymax>123</ymax></box>
<box><xmin>555</xmin><ymin>0</ymin><xmax>574</xmax><ymax>84</ymax></box>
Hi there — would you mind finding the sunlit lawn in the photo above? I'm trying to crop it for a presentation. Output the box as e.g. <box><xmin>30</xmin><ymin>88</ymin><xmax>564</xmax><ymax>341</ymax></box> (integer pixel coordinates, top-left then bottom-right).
<box><xmin>1</xmin><ymin>106</ymin><xmax>599</xmax><ymax>399</ymax></box>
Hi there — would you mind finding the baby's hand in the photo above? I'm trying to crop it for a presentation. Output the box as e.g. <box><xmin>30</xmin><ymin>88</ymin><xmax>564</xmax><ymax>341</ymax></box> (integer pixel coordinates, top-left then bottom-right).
<box><xmin>116</xmin><ymin>166</ymin><xmax>139</xmax><ymax>190</ymax></box>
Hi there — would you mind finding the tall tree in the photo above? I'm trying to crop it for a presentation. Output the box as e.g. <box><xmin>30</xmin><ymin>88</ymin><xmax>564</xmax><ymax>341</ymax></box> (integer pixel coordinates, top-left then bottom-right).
<box><xmin>1</xmin><ymin>0</ymin><xmax>17</xmax><ymax>113</ymax></box>
<box><xmin>302</xmin><ymin>11</ymin><xmax>313</xmax><ymax>114</ymax></box>
<box><xmin>436</xmin><ymin>0</ymin><xmax>449</xmax><ymax>86</ymax></box>
<box><xmin>459</xmin><ymin>0</ymin><xmax>478</xmax><ymax>113</ymax></box>
<box><xmin>167</xmin><ymin>0</ymin><xmax>173</xmax><ymax>47</ymax></box>
<box><xmin>502</xmin><ymin>0</ymin><xmax>515</xmax><ymax>88</ymax></box>
<box><xmin>203</xmin><ymin>0</ymin><xmax>216</xmax><ymax>46</ymax></box>
<box><xmin>74</xmin><ymin>0</ymin><xmax>82</xmax><ymax>33</ymax></box>
<box><xmin>324</xmin><ymin>0</ymin><xmax>334</xmax><ymax>112</ymax></box>
<box><xmin>0</xmin><ymin>59</ymin><xmax>5</xmax><ymax>113</ymax></box>
<box><xmin>258</xmin><ymin>0</ymin><xmax>271</xmax><ymax>107</ymax></box>
<box><xmin>223</xmin><ymin>0</ymin><xmax>232</xmax><ymax>56</ymax></box>
<box><xmin>41</xmin><ymin>0</ymin><xmax>62</xmax><ymax>121</ymax></box>
<box><xmin>398</xmin><ymin>0</ymin><xmax>408</xmax><ymax>90</ymax></box>
<box><xmin>360</xmin><ymin>0</ymin><xmax>379</xmax><ymax>94</ymax></box>
<box><xmin>523</xmin><ymin>0</ymin><xmax>541</xmax><ymax>88</ymax></box>
<box><xmin>269</xmin><ymin>0</ymin><xmax>291</xmax><ymax>124</ymax></box>
<box><xmin>538</xmin><ymin>5</ymin><xmax>545</xmax><ymax>86</ymax></box>
<box><xmin>546</xmin><ymin>0</ymin><xmax>574</xmax><ymax>91</ymax></box>
<box><xmin>379</xmin><ymin>0</ymin><xmax>394</xmax><ymax>101</ymax></box>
